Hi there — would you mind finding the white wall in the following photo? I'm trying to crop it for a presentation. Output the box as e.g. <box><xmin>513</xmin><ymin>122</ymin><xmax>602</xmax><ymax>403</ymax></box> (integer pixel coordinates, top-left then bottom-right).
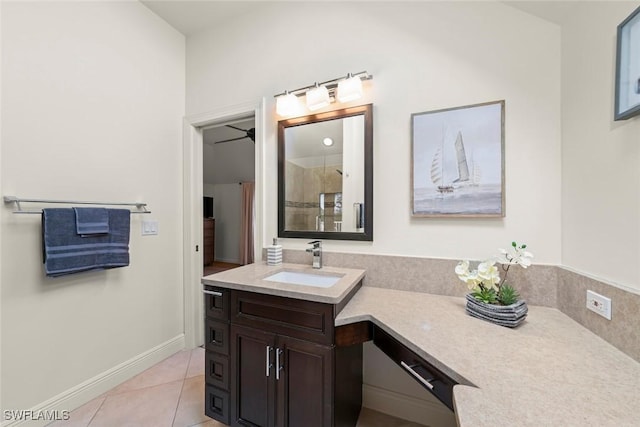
<box><xmin>212</xmin><ymin>184</ymin><xmax>242</xmax><ymax>263</ymax></box>
<box><xmin>562</xmin><ymin>1</ymin><xmax>640</xmax><ymax>292</ymax></box>
<box><xmin>1</xmin><ymin>1</ymin><xmax>185</xmax><ymax>412</ymax></box>
<box><xmin>204</xmin><ymin>183</ymin><xmax>216</xmax><ymax>199</ymax></box>
<box><xmin>187</xmin><ymin>1</ymin><xmax>562</xmax><ymax>264</ymax></box>
<box><xmin>202</xmin><ymin>130</ymin><xmax>255</xmax><ymax>185</ymax></box>
<box><xmin>342</xmin><ymin>115</ymin><xmax>365</xmax><ymax>233</ymax></box>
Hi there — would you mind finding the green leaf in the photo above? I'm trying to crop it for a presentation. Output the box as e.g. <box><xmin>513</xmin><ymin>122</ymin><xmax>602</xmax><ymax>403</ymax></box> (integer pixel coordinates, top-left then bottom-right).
<box><xmin>472</xmin><ymin>287</ymin><xmax>498</xmax><ymax>304</ymax></box>
<box><xmin>512</xmin><ymin>241</ymin><xmax>517</xmax><ymax>247</ymax></box>
<box><xmin>498</xmin><ymin>284</ymin><xmax>520</xmax><ymax>305</ymax></box>
<box><xmin>521</xmin><ymin>244</ymin><xmax>527</xmax><ymax>249</ymax></box>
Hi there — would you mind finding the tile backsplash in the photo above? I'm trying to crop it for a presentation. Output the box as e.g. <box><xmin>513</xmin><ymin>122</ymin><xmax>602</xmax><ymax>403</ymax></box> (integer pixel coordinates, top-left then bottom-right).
<box><xmin>274</xmin><ymin>249</ymin><xmax>639</xmax><ymax>362</ymax></box>
<box><xmin>280</xmin><ymin>249</ymin><xmax>557</xmax><ymax>306</ymax></box>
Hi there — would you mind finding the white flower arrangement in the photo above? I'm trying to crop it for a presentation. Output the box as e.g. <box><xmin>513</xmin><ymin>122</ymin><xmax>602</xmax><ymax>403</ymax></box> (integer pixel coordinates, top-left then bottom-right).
<box><xmin>455</xmin><ymin>242</ymin><xmax>533</xmax><ymax>305</ymax></box>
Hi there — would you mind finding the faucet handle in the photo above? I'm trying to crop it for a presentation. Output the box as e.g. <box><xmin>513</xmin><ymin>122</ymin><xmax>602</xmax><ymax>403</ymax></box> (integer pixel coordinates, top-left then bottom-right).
<box><xmin>307</xmin><ymin>240</ymin><xmax>321</xmax><ymax>248</ymax></box>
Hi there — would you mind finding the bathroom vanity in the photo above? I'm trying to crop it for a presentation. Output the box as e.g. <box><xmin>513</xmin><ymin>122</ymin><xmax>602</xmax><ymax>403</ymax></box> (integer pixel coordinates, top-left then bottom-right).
<box><xmin>202</xmin><ymin>263</ymin><xmax>366</xmax><ymax>427</ymax></box>
<box><xmin>203</xmin><ymin>262</ymin><xmax>640</xmax><ymax>427</ymax></box>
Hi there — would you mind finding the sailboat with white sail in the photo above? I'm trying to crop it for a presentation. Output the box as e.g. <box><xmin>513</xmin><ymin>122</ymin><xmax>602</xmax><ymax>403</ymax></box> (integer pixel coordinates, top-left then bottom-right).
<box><xmin>430</xmin><ymin>146</ymin><xmax>453</xmax><ymax>193</ymax></box>
<box><xmin>430</xmin><ymin>130</ymin><xmax>479</xmax><ymax>193</ymax></box>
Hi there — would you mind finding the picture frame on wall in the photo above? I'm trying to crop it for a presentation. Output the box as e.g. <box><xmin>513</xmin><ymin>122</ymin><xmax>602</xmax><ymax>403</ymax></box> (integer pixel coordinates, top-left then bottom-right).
<box><xmin>411</xmin><ymin>100</ymin><xmax>505</xmax><ymax>217</ymax></box>
<box><xmin>615</xmin><ymin>5</ymin><xmax>640</xmax><ymax>121</ymax></box>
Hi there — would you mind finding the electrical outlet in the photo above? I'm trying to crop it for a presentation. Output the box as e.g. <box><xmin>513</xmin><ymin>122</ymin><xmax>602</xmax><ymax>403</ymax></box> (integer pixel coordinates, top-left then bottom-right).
<box><xmin>586</xmin><ymin>290</ymin><xmax>611</xmax><ymax>320</ymax></box>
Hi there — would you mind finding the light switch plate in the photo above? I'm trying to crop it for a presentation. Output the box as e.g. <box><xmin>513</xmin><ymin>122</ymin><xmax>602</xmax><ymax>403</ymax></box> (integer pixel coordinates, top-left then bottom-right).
<box><xmin>141</xmin><ymin>220</ymin><xmax>158</xmax><ymax>236</ymax></box>
<box><xmin>586</xmin><ymin>290</ymin><xmax>611</xmax><ymax>320</ymax></box>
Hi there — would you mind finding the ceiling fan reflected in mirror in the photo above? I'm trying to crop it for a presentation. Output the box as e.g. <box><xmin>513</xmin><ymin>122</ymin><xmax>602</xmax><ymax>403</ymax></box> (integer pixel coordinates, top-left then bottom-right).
<box><xmin>213</xmin><ymin>125</ymin><xmax>256</xmax><ymax>144</ymax></box>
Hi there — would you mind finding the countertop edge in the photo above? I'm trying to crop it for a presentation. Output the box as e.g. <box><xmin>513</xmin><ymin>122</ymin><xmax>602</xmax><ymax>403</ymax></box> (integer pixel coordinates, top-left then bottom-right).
<box><xmin>201</xmin><ymin>263</ymin><xmax>366</xmax><ymax>306</ymax></box>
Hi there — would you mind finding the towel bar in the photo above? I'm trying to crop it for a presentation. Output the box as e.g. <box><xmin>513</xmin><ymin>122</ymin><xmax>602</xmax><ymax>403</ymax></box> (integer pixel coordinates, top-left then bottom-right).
<box><xmin>3</xmin><ymin>195</ymin><xmax>151</xmax><ymax>214</ymax></box>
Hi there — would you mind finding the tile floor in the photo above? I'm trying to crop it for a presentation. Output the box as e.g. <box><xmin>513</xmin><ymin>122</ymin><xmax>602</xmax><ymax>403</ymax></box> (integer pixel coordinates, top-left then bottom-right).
<box><xmin>49</xmin><ymin>348</ymin><xmax>424</xmax><ymax>427</ymax></box>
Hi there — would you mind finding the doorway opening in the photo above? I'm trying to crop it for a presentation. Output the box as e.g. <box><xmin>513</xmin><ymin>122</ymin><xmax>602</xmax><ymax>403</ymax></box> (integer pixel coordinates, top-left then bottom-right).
<box><xmin>202</xmin><ymin>118</ymin><xmax>256</xmax><ymax>276</ymax></box>
<box><xmin>183</xmin><ymin>99</ymin><xmax>264</xmax><ymax>349</ymax></box>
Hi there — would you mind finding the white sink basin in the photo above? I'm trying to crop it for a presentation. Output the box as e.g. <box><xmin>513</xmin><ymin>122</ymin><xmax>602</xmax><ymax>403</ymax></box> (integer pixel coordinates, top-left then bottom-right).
<box><xmin>263</xmin><ymin>271</ymin><xmax>342</xmax><ymax>288</ymax></box>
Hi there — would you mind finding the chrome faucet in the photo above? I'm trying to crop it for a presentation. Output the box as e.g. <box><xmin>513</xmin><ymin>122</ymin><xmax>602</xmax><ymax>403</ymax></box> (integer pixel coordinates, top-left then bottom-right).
<box><xmin>306</xmin><ymin>241</ymin><xmax>322</xmax><ymax>269</ymax></box>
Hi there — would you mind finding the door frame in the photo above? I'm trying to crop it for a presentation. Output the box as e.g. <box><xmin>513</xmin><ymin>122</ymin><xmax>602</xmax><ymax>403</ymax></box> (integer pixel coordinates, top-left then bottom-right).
<box><xmin>183</xmin><ymin>99</ymin><xmax>265</xmax><ymax>349</ymax></box>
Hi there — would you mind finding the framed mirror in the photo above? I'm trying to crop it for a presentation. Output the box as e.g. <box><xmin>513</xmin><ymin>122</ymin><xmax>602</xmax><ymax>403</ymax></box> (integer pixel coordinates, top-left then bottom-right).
<box><xmin>278</xmin><ymin>104</ymin><xmax>373</xmax><ymax>241</ymax></box>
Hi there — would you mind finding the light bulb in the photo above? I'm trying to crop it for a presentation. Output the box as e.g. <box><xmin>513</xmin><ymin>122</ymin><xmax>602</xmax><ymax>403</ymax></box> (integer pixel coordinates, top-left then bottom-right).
<box><xmin>276</xmin><ymin>92</ymin><xmax>301</xmax><ymax>117</ymax></box>
<box><xmin>306</xmin><ymin>84</ymin><xmax>330</xmax><ymax>111</ymax></box>
<box><xmin>337</xmin><ymin>74</ymin><xmax>363</xmax><ymax>103</ymax></box>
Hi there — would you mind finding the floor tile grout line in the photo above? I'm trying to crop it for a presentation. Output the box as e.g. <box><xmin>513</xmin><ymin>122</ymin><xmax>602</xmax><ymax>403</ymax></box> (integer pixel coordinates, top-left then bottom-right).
<box><xmin>170</xmin><ymin>378</ymin><xmax>187</xmax><ymax>427</ymax></box>
<box><xmin>106</xmin><ymin>350</ymin><xmax>192</xmax><ymax>397</ymax></box>
<box><xmin>106</xmin><ymin>377</ymin><xmax>182</xmax><ymax>397</ymax></box>
<box><xmin>105</xmin><ymin>376</ymin><xmax>188</xmax><ymax>402</ymax></box>
<box><xmin>185</xmin><ymin>348</ymin><xmax>195</xmax><ymax>379</ymax></box>
<box><xmin>85</xmin><ymin>396</ymin><xmax>107</xmax><ymax>427</ymax></box>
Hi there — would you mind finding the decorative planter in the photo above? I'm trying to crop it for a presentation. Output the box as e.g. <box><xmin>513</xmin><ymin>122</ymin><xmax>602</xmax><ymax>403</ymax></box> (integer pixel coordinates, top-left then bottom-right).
<box><xmin>465</xmin><ymin>294</ymin><xmax>528</xmax><ymax>328</ymax></box>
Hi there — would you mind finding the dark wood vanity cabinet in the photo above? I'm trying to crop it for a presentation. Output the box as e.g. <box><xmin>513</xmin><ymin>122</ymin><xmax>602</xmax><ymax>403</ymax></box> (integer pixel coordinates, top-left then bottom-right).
<box><xmin>204</xmin><ymin>286</ymin><xmax>363</xmax><ymax>427</ymax></box>
<box><xmin>203</xmin><ymin>287</ymin><xmax>232</xmax><ymax>424</ymax></box>
<box><xmin>231</xmin><ymin>325</ymin><xmax>333</xmax><ymax>427</ymax></box>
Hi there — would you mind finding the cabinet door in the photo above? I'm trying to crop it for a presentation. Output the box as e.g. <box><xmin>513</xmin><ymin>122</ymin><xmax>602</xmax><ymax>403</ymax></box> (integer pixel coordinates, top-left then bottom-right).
<box><xmin>276</xmin><ymin>335</ymin><xmax>333</xmax><ymax>427</ymax></box>
<box><xmin>231</xmin><ymin>325</ymin><xmax>276</xmax><ymax>427</ymax></box>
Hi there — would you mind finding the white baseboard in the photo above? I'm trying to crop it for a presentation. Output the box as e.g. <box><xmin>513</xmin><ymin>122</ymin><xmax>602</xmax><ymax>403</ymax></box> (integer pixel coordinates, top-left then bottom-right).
<box><xmin>362</xmin><ymin>383</ymin><xmax>456</xmax><ymax>427</ymax></box>
<box><xmin>1</xmin><ymin>334</ymin><xmax>185</xmax><ymax>427</ymax></box>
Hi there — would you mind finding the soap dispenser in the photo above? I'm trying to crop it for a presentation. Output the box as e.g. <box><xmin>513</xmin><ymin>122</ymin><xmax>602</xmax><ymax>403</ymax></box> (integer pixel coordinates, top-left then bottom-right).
<box><xmin>267</xmin><ymin>238</ymin><xmax>283</xmax><ymax>266</ymax></box>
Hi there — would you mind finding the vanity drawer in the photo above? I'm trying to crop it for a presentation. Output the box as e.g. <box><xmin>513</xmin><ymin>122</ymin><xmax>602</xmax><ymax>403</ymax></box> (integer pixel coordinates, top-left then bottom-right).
<box><xmin>204</xmin><ymin>287</ymin><xmax>230</xmax><ymax>321</ymax></box>
<box><xmin>206</xmin><ymin>350</ymin><xmax>230</xmax><ymax>391</ymax></box>
<box><xmin>206</xmin><ymin>319</ymin><xmax>230</xmax><ymax>355</ymax></box>
<box><xmin>373</xmin><ymin>326</ymin><xmax>456</xmax><ymax>411</ymax></box>
<box><xmin>205</xmin><ymin>384</ymin><xmax>230</xmax><ymax>425</ymax></box>
<box><xmin>231</xmin><ymin>290</ymin><xmax>334</xmax><ymax>345</ymax></box>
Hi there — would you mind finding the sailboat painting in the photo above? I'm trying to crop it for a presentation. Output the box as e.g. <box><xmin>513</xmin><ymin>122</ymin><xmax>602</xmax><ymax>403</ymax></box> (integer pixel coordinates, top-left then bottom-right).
<box><xmin>411</xmin><ymin>101</ymin><xmax>505</xmax><ymax>217</ymax></box>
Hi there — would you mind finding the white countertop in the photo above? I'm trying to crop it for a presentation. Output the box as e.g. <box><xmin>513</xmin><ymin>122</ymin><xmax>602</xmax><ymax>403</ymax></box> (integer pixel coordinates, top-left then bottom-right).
<box><xmin>201</xmin><ymin>262</ymin><xmax>365</xmax><ymax>304</ymax></box>
<box><xmin>336</xmin><ymin>287</ymin><xmax>640</xmax><ymax>426</ymax></box>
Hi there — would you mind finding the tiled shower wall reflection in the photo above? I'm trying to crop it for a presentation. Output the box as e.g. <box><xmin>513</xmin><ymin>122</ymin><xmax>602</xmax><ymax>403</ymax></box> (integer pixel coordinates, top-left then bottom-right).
<box><xmin>285</xmin><ymin>161</ymin><xmax>342</xmax><ymax>231</ymax></box>
<box><xmin>274</xmin><ymin>249</ymin><xmax>640</xmax><ymax>363</ymax></box>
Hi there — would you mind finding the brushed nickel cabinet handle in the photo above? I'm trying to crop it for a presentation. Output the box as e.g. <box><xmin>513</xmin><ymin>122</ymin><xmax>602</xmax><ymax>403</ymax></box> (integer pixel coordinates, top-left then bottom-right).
<box><xmin>400</xmin><ymin>361</ymin><xmax>434</xmax><ymax>390</ymax></box>
<box><xmin>266</xmin><ymin>346</ymin><xmax>273</xmax><ymax>377</ymax></box>
<box><xmin>276</xmin><ymin>348</ymin><xmax>283</xmax><ymax>380</ymax></box>
<box><xmin>202</xmin><ymin>289</ymin><xmax>223</xmax><ymax>297</ymax></box>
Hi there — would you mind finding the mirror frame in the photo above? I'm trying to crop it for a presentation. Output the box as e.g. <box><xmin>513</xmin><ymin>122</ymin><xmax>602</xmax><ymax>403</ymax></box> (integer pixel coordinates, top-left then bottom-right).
<box><xmin>278</xmin><ymin>104</ymin><xmax>373</xmax><ymax>241</ymax></box>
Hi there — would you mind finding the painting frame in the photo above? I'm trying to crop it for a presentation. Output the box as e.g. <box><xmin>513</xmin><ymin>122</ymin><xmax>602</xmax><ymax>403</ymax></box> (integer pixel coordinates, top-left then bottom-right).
<box><xmin>411</xmin><ymin>100</ymin><xmax>505</xmax><ymax>218</ymax></box>
<box><xmin>615</xmin><ymin>5</ymin><xmax>640</xmax><ymax>121</ymax></box>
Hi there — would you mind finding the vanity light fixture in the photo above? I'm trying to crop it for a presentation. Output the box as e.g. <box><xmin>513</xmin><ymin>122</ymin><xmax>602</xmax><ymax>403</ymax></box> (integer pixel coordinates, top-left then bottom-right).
<box><xmin>322</xmin><ymin>137</ymin><xmax>334</xmax><ymax>147</ymax></box>
<box><xmin>275</xmin><ymin>91</ymin><xmax>302</xmax><ymax>117</ymax></box>
<box><xmin>337</xmin><ymin>73</ymin><xmax>363</xmax><ymax>103</ymax></box>
<box><xmin>274</xmin><ymin>71</ymin><xmax>373</xmax><ymax>117</ymax></box>
<box><xmin>306</xmin><ymin>83</ymin><xmax>330</xmax><ymax>111</ymax></box>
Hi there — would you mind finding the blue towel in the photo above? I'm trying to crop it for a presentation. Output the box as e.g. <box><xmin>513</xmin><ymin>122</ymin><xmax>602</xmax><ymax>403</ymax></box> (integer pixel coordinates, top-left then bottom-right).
<box><xmin>42</xmin><ymin>208</ymin><xmax>130</xmax><ymax>277</ymax></box>
<box><xmin>73</xmin><ymin>207</ymin><xmax>109</xmax><ymax>235</ymax></box>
